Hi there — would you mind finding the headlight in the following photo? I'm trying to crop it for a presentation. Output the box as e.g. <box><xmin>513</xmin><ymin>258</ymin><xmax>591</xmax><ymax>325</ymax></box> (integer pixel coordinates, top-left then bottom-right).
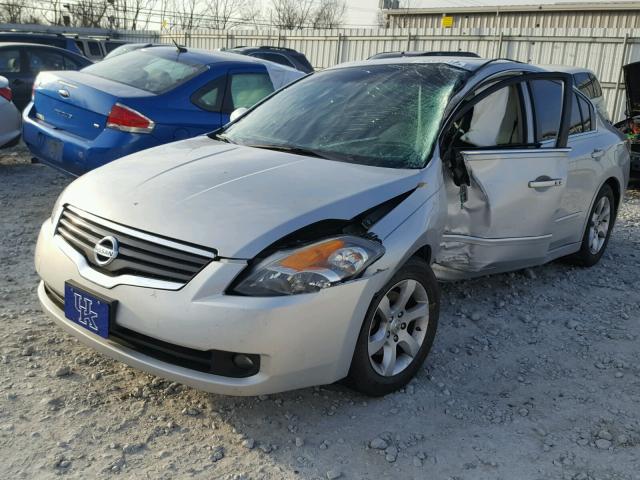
<box><xmin>232</xmin><ymin>236</ymin><xmax>385</xmax><ymax>296</ymax></box>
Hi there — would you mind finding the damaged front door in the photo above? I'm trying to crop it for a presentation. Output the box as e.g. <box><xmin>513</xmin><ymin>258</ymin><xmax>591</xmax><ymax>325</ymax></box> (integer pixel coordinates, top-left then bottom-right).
<box><xmin>436</xmin><ymin>72</ymin><xmax>574</xmax><ymax>278</ymax></box>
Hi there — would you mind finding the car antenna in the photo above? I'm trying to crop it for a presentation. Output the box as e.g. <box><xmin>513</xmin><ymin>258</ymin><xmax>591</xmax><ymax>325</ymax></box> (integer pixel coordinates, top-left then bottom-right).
<box><xmin>172</xmin><ymin>39</ymin><xmax>187</xmax><ymax>54</ymax></box>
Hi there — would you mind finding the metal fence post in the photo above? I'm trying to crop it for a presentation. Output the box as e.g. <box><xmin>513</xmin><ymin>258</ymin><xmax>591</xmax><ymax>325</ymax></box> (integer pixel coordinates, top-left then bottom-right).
<box><xmin>335</xmin><ymin>32</ymin><xmax>343</xmax><ymax>65</ymax></box>
<box><xmin>407</xmin><ymin>32</ymin><xmax>412</xmax><ymax>51</ymax></box>
<box><xmin>612</xmin><ymin>33</ymin><xmax>630</xmax><ymax>120</ymax></box>
<box><xmin>495</xmin><ymin>31</ymin><xmax>504</xmax><ymax>58</ymax></box>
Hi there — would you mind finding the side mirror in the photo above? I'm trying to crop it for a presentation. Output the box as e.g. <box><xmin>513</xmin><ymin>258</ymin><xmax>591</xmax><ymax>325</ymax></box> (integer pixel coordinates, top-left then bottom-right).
<box><xmin>230</xmin><ymin>107</ymin><xmax>248</xmax><ymax>122</ymax></box>
<box><xmin>0</xmin><ymin>76</ymin><xmax>8</xmax><ymax>89</ymax></box>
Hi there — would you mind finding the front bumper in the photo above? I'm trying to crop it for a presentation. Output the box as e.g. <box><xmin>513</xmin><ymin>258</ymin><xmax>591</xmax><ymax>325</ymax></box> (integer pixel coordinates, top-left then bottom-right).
<box><xmin>36</xmin><ymin>220</ymin><xmax>381</xmax><ymax>395</ymax></box>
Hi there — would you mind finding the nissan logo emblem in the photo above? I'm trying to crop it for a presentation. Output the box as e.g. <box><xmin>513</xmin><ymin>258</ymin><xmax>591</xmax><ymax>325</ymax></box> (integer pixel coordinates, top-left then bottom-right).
<box><xmin>93</xmin><ymin>236</ymin><xmax>119</xmax><ymax>266</ymax></box>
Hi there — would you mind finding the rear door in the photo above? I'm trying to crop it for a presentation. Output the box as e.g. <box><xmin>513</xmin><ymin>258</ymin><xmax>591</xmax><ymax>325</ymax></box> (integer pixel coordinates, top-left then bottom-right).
<box><xmin>438</xmin><ymin>72</ymin><xmax>573</xmax><ymax>275</ymax></box>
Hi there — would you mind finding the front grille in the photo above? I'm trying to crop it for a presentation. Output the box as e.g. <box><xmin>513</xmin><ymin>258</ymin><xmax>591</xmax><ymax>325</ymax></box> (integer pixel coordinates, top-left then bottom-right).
<box><xmin>43</xmin><ymin>283</ymin><xmax>259</xmax><ymax>378</ymax></box>
<box><xmin>55</xmin><ymin>205</ymin><xmax>215</xmax><ymax>285</ymax></box>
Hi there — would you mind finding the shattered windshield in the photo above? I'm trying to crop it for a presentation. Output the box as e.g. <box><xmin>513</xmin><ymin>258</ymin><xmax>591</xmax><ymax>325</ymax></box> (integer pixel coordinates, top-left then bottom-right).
<box><xmin>222</xmin><ymin>63</ymin><xmax>466</xmax><ymax>169</ymax></box>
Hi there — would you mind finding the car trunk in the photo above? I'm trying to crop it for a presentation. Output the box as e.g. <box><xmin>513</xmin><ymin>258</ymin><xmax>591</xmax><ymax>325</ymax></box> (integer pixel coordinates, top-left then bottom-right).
<box><xmin>618</xmin><ymin>61</ymin><xmax>640</xmax><ymax>155</ymax></box>
<box><xmin>32</xmin><ymin>71</ymin><xmax>154</xmax><ymax>140</ymax></box>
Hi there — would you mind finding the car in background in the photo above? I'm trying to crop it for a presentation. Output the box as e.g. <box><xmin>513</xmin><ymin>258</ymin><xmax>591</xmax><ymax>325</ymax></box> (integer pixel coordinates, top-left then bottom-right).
<box><xmin>539</xmin><ymin>65</ymin><xmax>608</xmax><ymax>121</ymax></box>
<box><xmin>0</xmin><ymin>75</ymin><xmax>21</xmax><ymax>148</ymax></box>
<box><xmin>368</xmin><ymin>51</ymin><xmax>480</xmax><ymax>60</ymax></box>
<box><xmin>0</xmin><ymin>32</ymin><xmax>84</xmax><ymax>56</ymax></box>
<box><xmin>226</xmin><ymin>46</ymin><xmax>314</xmax><ymax>73</ymax></box>
<box><xmin>0</xmin><ymin>43</ymin><xmax>92</xmax><ymax>111</ymax></box>
<box><xmin>71</xmin><ymin>37</ymin><xmax>129</xmax><ymax>61</ymax></box>
<box><xmin>617</xmin><ymin>60</ymin><xmax>640</xmax><ymax>176</ymax></box>
<box><xmin>104</xmin><ymin>42</ymin><xmax>166</xmax><ymax>61</ymax></box>
<box><xmin>23</xmin><ymin>46</ymin><xmax>305</xmax><ymax>175</ymax></box>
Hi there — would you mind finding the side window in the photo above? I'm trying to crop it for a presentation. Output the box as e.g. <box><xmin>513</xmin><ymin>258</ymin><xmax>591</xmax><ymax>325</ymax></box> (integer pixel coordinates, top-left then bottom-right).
<box><xmin>0</xmin><ymin>48</ymin><xmax>21</xmax><ymax>74</ymax></box>
<box><xmin>63</xmin><ymin>55</ymin><xmax>82</xmax><ymax>70</ymax></box>
<box><xmin>568</xmin><ymin>92</ymin><xmax>583</xmax><ymax>135</ymax></box>
<box><xmin>28</xmin><ymin>49</ymin><xmax>65</xmax><ymax>74</ymax></box>
<box><xmin>529</xmin><ymin>79</ymin><xmax>562</xmax><ymax>144</ymax></box>
<box><xmin>74</xmin><ymin>40</ymin><xmax>86</xmax><ymax>56</ymax></box>
<box><xmin>88</xmin><ymin>42</ymin><xmax>102</xmax><ymax>57</ymax></box>
<box><xmin>252</xmin><ymin>52</ymin><xmax>295</xmax><ymax>68</ymax></box>
<box><xmin>573</xmin><ymin>72</ymin><xmax>593</xmax><ymax>98</ymax></box>
<box><xmin>577</xmin><ymin>95</ymin><xmax>594</xmax><ymax>132</ymax></box>
<box><xmin>192</xmin><ymin>75</ymin><xmax>227</xmax><ymax>112</ymax></box>
<box><xmin>226</xmin><ymin>72</ymin><xmax>274</xmax><ymax>111</ymax></box>
<box><xmin>589</xmin><ymin>74</ymin><xmax>602</xmax><ymax>98</ymax></box>
<box><xmin>455</xmin><ymin>84</ymin><xmax>525</xmax><ymax>148</ymax></box>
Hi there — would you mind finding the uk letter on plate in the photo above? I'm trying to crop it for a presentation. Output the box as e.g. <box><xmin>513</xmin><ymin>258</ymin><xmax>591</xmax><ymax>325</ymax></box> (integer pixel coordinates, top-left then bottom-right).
<box><xmin>64</xmin><ymin>282</ymin><xmax>113</xmax><ymax>338</ymax></box>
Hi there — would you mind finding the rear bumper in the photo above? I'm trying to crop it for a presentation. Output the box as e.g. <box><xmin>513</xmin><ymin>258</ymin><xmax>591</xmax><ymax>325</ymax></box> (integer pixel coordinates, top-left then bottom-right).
<box><xmin>22</xmin><ymin>103</ymin><xmax>160</xmax><ymax>175</ymax></box>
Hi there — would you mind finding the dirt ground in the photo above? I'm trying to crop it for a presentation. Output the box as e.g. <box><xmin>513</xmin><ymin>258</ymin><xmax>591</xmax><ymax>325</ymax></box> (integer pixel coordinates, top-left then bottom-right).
<box><xmin>1</xmin><ymin>144</ymin><xmax>639</xmax><ymax>480</ymax></box>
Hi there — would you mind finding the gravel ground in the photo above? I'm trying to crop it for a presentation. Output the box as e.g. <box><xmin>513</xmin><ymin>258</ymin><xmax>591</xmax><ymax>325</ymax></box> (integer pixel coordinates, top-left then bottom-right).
<box><xmin>1</xmin><ymin>144</ymin><xmax>640</xmax><ymax>480</ymax></box>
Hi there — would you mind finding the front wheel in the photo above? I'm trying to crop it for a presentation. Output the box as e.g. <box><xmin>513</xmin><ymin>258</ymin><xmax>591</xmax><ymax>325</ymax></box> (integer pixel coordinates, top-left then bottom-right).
<box><xmin>347</xmin><ymin>257</ymin><xmax>440</xmax><ymax>397</ymax></box>
<box><xmin>568</xmin><ymin>184</ymin><xmax>616</xmax><ymax>267</ymax></box>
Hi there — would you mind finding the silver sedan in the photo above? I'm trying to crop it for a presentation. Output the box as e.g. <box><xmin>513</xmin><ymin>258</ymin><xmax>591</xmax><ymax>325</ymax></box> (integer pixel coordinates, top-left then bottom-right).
<box><xmin>0</xmin><ymin>76</ymin><xmax>20</xmax><ymax>148</ymax></box>
<box><xmin>35</xmin><ymin>58</ymin><xmax>630</xmax><ymax>396</ymax></box>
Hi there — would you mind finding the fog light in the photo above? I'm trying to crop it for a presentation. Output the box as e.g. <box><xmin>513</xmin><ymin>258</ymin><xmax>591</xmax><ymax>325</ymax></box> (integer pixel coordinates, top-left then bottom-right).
<box><xmin>232</xmin><ymin>354</ymin><xmax>255</xmax><ymax>370</ymax></box>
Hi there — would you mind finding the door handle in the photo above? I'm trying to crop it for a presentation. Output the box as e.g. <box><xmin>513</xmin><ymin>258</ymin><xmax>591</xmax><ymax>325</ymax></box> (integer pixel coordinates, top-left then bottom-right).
<box><xmin>591</xmin><ymin>149</ymin><xmax>605</xmax><ymax>159</ymax></box>
<box><xmin>528</xmin><ymin>178</ymin><xmax>563</xmax><ymax>188</ymax></box>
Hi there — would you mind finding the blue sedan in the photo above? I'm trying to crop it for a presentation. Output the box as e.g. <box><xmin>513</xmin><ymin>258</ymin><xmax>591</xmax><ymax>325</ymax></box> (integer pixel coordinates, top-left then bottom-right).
<box><xmin>22</xmin><ymin>46</ymin><xmax>304</xmax><ymax>175</ymax></box>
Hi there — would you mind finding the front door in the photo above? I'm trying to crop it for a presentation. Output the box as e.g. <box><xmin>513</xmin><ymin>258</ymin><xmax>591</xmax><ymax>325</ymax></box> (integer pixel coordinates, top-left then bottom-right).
<box><xmin>436</xmin><ymin>71</ymin><xmax>574</xmax><ymax>277</ymax></box>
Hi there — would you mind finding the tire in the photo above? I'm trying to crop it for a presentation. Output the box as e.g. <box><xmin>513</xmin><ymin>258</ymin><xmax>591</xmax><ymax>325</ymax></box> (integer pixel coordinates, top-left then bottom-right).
<box><xmin>346</xmin><ymin>257</ymin><xmax>440</xmax><ymax>397</ymax></box>
<box><xmin>568</xmin><ymin>183</ymin><xmax>616</xmax><ymax>267</ymax></box>
<box><xmin>0</xmin><ymin>134</ymin><xmax>20</xmax><ymax>149</ymax></box>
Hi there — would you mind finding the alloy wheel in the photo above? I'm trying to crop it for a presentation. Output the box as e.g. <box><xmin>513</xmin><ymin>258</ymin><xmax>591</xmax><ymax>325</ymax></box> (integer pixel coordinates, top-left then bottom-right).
<box><xmin>368</xmin><ymin>279</ymin><xmax>430</xmax><ymax>377</ymax></box>
<box><xmin>588</xmin><ymin>196</ymin><xmax>611</xmax><ymax>255</ymax></box>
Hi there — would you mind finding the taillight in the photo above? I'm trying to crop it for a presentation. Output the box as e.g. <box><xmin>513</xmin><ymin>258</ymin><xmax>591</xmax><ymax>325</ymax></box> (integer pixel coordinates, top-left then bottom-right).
<box><xmin>0</xmin><ymin>86</ymin><xmax>12</xmax><ymax>102</ymax></box>
<box><xmin>106</xmin><ymin>103</ymin><xmax>155</xmax><ymax>133</ymax></box>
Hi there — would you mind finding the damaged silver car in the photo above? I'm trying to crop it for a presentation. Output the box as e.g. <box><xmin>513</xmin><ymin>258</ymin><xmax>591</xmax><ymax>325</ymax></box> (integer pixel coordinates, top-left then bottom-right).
<box><xmin>35</xmin><ymin>58</ymin><xmax>630</xmax><ymax>396</ymax></box>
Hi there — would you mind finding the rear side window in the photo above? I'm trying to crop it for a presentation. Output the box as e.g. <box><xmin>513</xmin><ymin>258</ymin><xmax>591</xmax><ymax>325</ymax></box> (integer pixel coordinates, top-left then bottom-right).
<box><xmin>589</xmin><ymin>73</ymin><xmax>602</xmax><ymax>97</ymax></box>
<box><xmin>28</xmin><ymin>49</ymin><xmax>65</xmax><ymax>73</ymax></box>
<box><xmin>62</xmin><ymin>55</ymin><xmax>83</xmax><ymax>70</ymax></box>
<box><xmin>529</xmin><ymin>80</ymin><xmax>562</xmax><ymax>143</ymax></box>
<box><xmin>88</xmin><ymin>41</ymin><xmax>101</xmax><ymax>57</ymax></box>
<box><xmin>568</xmin><ymin>92</ymin><xmax>583</xmax><ymax>135</ymax></box>
<box><xmin>577</xmin><ymin>95</ymin><xmax>594</xmax><ymax>132</ymax></box>
<box><xmin>192</xmin><ymin>75</ymin><xmax>227</xmax><ymax>112</ymax></box>
<box><xmin>74</xmin><ymin>40</ymin><xmax>86</xmax><ymax>56</ymax></box>
<box><xmin>83</xmin><ymin>51</ymin><xmax>206</xmax><ymax>94</ymax></box>
<box><xmin>227</xmin><ymin>72</ymin><xmax>274</xmax><ymax>111</ymax></box>
<box><xmin>0</xmin><ymin>48</ymin><xmax>21</xmax><ymax>74</ymax></box>
<box><xmin>573</xmin><ymin>72</ymin><xmax>593</xmax><ymax>98</ymax></box>
<box><xmin>251</xmin><ymin>52</ymin><xmax>295</xmax><ymax>68</ymax></box>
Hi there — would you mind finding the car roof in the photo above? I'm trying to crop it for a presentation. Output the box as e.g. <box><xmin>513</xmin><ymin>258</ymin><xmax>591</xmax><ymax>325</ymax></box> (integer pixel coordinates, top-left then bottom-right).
<box><xmin>230</xmin><ymin>46</ymin><xmax>300</xmax><ymax>54</ymax></box>
<box><xmin>0</xmin><ymin>42</ymin><xmax>77</xmax><ymax>53</ymax></box>
<box><xmin>142</xmin><ymin>46</ymin><xmax>300</xmax><ymax>68</ymax></box>
<box><xmin>331</xmin><ymin>56</ymin><xmax>517</xmax><ymax>72</ymax></box>
<box><xmin>537</xmin><ymin>64</ymin><xmax>595</xmax><ymax>75</ymax></box>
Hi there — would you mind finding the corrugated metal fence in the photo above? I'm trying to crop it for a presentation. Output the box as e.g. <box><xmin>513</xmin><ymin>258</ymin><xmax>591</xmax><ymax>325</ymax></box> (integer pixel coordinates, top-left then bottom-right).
<box><xmin>113</xmin><ymin>27</ymin><xmax>640</xmax><ymax>121</ymax></box>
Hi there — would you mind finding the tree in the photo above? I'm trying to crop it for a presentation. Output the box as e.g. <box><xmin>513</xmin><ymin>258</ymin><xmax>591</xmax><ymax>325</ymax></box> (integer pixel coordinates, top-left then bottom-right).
<box><xmin>0</xmin><ymin>0</ymin><xmax>25</xmax><ymax>23</ymax></box>
<box><xmin>269</xmin><ymin>0</ymin><xmax>315</xmax><ymax>30</ymax></box>
<box><xmin>68</xmin><ymin>0</ymin><xmax>109</xmax><ymax>28</ymax></box>
<box><xmin>204</xmin><ymin>0</ymin><xmax>252</xmax><ymax>30</ymax></box>
<box><xmin>311</xmin><ymin>0</ymin><xmax>346</xmax><ymax>29</ymax></box>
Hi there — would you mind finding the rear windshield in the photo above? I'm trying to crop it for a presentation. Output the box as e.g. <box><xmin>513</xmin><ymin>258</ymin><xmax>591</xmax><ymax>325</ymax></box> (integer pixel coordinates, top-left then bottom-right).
<box><xmin>83</xmin><ymin>50</ymin><xmax>206</xmax><ymax>94</ymax></box>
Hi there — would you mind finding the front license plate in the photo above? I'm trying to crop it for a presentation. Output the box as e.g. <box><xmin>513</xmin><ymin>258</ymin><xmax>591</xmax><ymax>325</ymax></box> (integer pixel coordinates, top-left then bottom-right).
<box><xmin>43</xmin><ymin>136</ymin><xmax>63</xmax><ymax>162</ymax></box>
<box><xmin>64</xmin><ymin>282</ymin><xmax>114</xmax><ymax>339</ymax></box>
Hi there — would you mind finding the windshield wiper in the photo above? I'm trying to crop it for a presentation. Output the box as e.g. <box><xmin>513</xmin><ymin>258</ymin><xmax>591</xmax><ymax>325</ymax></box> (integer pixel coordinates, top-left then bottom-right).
<box><xmin>247</xmin><ymin>143</ymin><xmax>332</xmax><ymax>160</ymax></box>
<box><xmin>212</xmin><ymin>133</ymin><xmax>235</xmax><ymax>144</ymax></box>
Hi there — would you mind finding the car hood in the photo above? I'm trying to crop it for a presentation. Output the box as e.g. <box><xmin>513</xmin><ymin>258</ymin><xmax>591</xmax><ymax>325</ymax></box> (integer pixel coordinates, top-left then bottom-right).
<box><xmin>61</xmin><ymin>136</ymin><xmax>422</xmax><ymax>258</ymax></box>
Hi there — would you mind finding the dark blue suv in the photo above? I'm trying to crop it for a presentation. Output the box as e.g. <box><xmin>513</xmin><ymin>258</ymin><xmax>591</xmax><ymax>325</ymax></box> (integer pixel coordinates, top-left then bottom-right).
<box><xmin>0</xmin><ymin>32</ymin><xmax>83</xmax><ymax>56</ymax></box>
